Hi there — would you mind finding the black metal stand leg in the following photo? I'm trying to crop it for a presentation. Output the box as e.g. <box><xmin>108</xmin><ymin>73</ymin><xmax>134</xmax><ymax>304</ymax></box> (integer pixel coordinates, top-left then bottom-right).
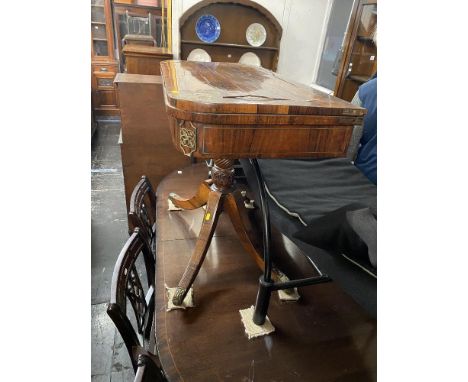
<box><xmin>250</xmin><ymin>159</ymin><xmax>273</xmax><ymax>325</ymax></box>
<box><xmin>250</xmin><ymin>158</ymin><xmax>332</xmax><ymax>327</ymax></box>
<box><xmin>253</xmin><ymin>279</ymin><xmax>272</xmax><ymax>325</ymax></box>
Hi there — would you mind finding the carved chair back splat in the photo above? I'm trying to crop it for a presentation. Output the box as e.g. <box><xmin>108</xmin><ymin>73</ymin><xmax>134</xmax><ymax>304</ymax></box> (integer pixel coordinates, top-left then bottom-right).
<box><xmin>129</xmin><ymin>176</ymin><xmax>157</xmax><ymax>252</ymax></box>
<box><xmin>107</xmin><ymin>227</ymin><xmax>157</xmax><ymax>372</ymax></box>
<box><xmin>133</xmin><ymin>347</ymin><xmax>167</xmax><ymax>382</ymax></box>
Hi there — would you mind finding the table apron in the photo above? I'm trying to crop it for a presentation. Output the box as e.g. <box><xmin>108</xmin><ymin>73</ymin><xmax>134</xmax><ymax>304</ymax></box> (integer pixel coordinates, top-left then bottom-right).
<box><xmin>169</xmin><ymin>117</ymin><xmax>355</xmax><ymax>159</ymax></box>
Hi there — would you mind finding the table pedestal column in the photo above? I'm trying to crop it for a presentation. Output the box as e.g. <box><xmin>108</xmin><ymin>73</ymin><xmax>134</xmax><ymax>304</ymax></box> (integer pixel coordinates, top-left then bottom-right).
<box><xmin>169</xmin><ymin>159</ymin><xmax>287</xmax><ymax>306</ymax></box>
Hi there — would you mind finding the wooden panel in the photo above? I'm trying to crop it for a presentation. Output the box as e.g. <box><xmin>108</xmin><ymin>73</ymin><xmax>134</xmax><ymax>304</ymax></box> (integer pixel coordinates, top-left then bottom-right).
<box><xmin>154</xmin><ymin>164</ymin><xmax>377</xmax><ymax>382</ymax></box>
<box><xmin>92</xmin><ymin>64</ymin><xmax>118</xmax><ymax>78</ymax></box>
<box><xmin>126</xmin><ymin>55</ymin><xmax>163</xmax><ymax>75</ymax></box>
<box><xmin>96</xmin><ymin>77</ymin><xmax>115</xmax><ymax>89</ymax></box>
<box><xmin>115</xmin><ymin>73</ymin><xmax>190</xmax><ymax>225</ymax></box>
<box><xmin>198</xmin><ymin>125</ymin><xmax>353</xmax><ymax>158</ymax></box>
<box><xmin>123</xmin><ymin>45</ymin><xmax>173</xmax><ymax>75</ymax></box>
<box><xmin>91</xmin><ymin>63</ymin><xmax>118</xmax><ymax>109</ymax></box>
<box><xmin>92</xmin><ymin>62</ymin><xmax>118</xmax><ymax>75</ymax></box>
<box><xmin>93</xmin><ymin>71</ymin><xmax>117</xmax><ymax>89</ymax></box>
<box><xmin>93</xmin><ymin>90</ymin><xmax>118</xmax><ymax>108</ymax></box>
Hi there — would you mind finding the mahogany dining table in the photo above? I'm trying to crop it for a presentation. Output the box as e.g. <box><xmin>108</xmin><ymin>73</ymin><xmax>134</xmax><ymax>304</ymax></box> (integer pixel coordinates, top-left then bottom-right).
<box><xmin>153</xmin><ymin>164</ymin><xmax>376</xmax><ymax>381</ymax></box>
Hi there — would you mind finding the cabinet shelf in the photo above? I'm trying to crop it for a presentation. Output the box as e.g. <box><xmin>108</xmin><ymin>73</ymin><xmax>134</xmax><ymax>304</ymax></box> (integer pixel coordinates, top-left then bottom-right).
<box><xmin>347</xmin><ymin>74</ymin><xmax>370</xmax><ymax>83</ymax></box>
<box><xmin>356</xmin><ymin>35</ymin><xmax>374</xmax><ymax>43</ymax></box>
<box><xmin>179</xmin><ymin>1</ymin><xmax>280</xmax><ymax>71</ymax></box>
<box><xmin>92</xmin><ymin>21</ymin><xmax>106</xmax><ymax>25</ymax></box>
<box><xmin>92</xmin><ymin>37</ymin><xmax>108</xmax><ymax>41</ymax></box>
<box><xmin>114</xmin><ymin>3</ymin><xmax>162</xmax><ymax>11</ymax></box>
<box><xmin>181</xmin><ymin>40</ymin><xmax>278</xmax><ymax>51</ymax></box>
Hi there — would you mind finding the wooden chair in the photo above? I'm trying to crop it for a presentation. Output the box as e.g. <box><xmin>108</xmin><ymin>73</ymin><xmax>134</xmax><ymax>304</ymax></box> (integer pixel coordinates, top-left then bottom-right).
<box><xmin>122</xmin><ymin>10</ymin><xmax>156</xmax><ymax>47</ymax></box>
<box><xmin>107</xmin><ymin>228</ymin><xmax>159</xmax><ymax>372</ymax></box>
<box><xmin>129</xmin><ymin>176</ymin><xmax>157</xmax><ymax>253</ymax></box>
<box><xmin>133</xmin><ymin>347</ymin><xmax>167</xmax><ymax>382</ymax></box>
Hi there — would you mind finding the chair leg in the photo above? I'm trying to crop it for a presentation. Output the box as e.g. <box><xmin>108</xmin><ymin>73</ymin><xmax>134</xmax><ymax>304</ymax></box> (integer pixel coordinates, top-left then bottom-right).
<box><xmin>172</xmin><ymin>190</ymin><xmax>223</xmax><ymax>305</ymax></box>
<box><xmin>169</xmin><ymin>179</ymin><xmax>212</xmax><ymax>210</ymax></box>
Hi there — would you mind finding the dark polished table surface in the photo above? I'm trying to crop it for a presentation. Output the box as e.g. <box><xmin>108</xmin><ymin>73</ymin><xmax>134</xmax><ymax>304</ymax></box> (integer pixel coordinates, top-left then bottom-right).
<box><xmin>154</xmin><ymin>164</ymin><xmax>376</xmax><ymax>382</ymax></box>
<box><xmin>160</xmin><ymin>60</ymin><xmax>366</xmax><ymax>160</ymax></box>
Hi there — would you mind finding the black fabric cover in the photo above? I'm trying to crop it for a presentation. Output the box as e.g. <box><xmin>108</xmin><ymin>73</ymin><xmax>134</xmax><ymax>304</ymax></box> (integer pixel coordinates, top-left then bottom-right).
<box><xmin>257</xmin><ymin>158</ymin><xmax>377</xmax><ymax>222</ymax></box>
<box><xmin>258</xmin><ymin>158</ymin><xmax>377</xmax><ymax>268</ymax></box>
<box><xmin>239</xmin><ymin>159</ymin><xmax>377</xmax><ymax>317</ymax></box>
<box><xmin>293</xmin><ymin>204</ymin><xmax>376</xmax><ymax>272</ymax></box>
<box><xmin>347</xmin><ymin>207</ymin><xmax>377</xmax><ymax>268</ymax></box>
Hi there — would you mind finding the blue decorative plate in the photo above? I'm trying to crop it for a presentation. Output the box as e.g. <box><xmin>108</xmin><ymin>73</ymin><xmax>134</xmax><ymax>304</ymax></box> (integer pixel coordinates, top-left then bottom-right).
<box><xmin>195</xmin><ymin>14</ymin><xmax>221</xmax><ymax>43</ymax></box>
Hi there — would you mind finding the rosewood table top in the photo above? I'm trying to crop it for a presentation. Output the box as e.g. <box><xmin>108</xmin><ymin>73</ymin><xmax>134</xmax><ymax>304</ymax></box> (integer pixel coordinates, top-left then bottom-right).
<box><xmin>160</xmin><ymin>60</ymin><xmax>366</xmax><ymax>119</ymax></box>
<box><xmin>160</xmin><ymin>60</ymin><xmax>366</xmax><ymax>159</ymax></box>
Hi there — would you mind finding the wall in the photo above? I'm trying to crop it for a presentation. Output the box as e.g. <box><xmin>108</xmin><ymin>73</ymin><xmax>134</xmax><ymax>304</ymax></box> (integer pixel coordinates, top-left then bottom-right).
<box><xmin>171</xmin><ymin>0</ymin><xmax>333</xmax><ymax>86</ymax></box>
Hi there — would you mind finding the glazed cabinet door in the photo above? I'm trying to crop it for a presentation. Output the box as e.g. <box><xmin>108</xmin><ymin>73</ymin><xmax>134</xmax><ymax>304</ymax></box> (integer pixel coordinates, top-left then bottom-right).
<box><xmin>334</xmin><ymin>0</ymin><xmax>377</xmax><ymax>101</ymax></box>
<box><xmin>91</xmin><ymin>0</ymin><xmax>115</xmax><ymax>60</ymax></box>
<box><xmin>91</xmin><ymin>0</ymin><xmax>119</xmax><ymax>116</ymax></box>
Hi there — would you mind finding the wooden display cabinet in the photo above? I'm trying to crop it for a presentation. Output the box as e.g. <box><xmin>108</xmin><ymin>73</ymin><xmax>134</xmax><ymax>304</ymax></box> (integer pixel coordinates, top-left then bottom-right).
<box><xmin>180</xmin><ymin>0</ymin><xmax>282</xmax><ymax>71</ymax></box>
<box><xmin>91</xmin><ymin>0</ymin><xmax>119</xmax><ymax>116</ymax></box>
<box><xmin>334</xmin><ymin>0</ymin><xmax>377</xmax><ymax>101</ymax></box>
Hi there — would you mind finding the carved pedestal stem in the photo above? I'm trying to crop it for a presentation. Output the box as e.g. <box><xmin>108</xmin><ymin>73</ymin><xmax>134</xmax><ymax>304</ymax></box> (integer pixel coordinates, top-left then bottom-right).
<box><xmin>171</xmin><ymin>158</ymin><xmax>294</xmax><ymax>306</ymax></box>
<box><xmin>211</xmin><ymin>159</ymin><xmax>235</xmax><ymax>192</ymax></box>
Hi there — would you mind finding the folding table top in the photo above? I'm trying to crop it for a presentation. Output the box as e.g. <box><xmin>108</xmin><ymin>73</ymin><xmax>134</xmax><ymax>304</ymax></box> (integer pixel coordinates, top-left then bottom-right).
<box><xmin>160</xmin><ymin>60</ymin><xmax>366</xmax><ymax>159</ymax></box>
<box><xmin>160</xmin><ymin>60</ymin><xmax>366</xmax><ymax>122</ymax></box>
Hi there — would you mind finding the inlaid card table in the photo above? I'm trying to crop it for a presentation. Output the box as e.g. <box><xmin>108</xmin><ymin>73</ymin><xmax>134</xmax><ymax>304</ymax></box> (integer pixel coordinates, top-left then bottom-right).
<box><xmin>159</xmin><ymin>60</ymin><xmax>366</xmax><ymax>323</ymax></box>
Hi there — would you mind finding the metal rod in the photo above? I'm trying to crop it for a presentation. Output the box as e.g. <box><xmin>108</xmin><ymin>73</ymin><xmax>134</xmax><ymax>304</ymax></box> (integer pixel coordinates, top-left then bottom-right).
<box><xmin>266</xmin><ymin>275</ymin><xmax>331</xmax><ymax>291</ymax></box>
<box><xmin>250</xmin><ymin>159</ymin><xmax>272</xmax><ymax>282</ymax></box>
<box><xmin>249</xmin><ymin>159</ymin><xmax>331</xmax><ymax>326</ymax></box>
<box><xmin>252</xmin><ymin>279</ymin><xmax>272</xmax><ymax>325</ymax></box>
